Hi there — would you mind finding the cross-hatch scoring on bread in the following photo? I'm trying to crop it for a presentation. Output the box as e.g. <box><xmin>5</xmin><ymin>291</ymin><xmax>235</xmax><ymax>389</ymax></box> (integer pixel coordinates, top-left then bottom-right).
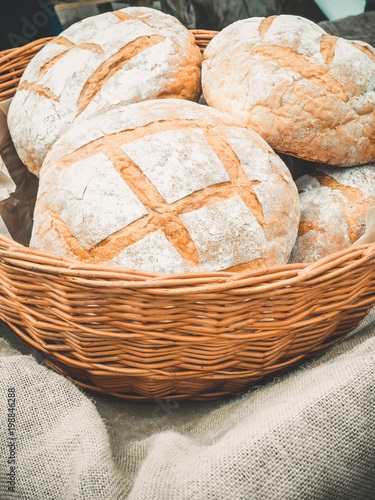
<box><xmin>289</xmin><ymin>164</ymin><xmax>375</xmax><ymax>263</ymax></box>
<box><xmin>202</xmin><ymin>15</ymin><xmax>375</xmax><ymax>167</ymax></box>
<box><xmin>30</xmin><ymin>99</ymin><xmax>300</xmax><ymax>274</ymax></box>
<box><xmin>7</xmin><ymin>7</ymin><xmax>202</xmax><ymax>176</ymax></box>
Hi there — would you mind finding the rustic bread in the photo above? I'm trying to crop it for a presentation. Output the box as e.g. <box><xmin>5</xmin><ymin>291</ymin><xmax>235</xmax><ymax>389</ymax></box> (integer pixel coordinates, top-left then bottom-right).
<box><xmin>202</xmin><ymin>15</ymin><xmax>375</xmax><ymax>166</ymax></box>
<box><xmin>8</xmin><ymin>7</ymin><xmax>202</xmax><ymax>176</ymax></box>
<box><xmin>30</xmin><ymin>99</ymin><xmax>299</xmax><ymax>274</ymax></box>
<box><xmin>289</xmin><ymin>164</ymin><xmax>375</xmax><ymax>263</ymax></box>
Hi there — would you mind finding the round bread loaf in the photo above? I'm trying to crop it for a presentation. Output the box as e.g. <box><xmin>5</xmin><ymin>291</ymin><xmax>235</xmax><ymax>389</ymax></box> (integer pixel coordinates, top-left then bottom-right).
<box><xmin>30</xmin><ymin>99</ymin><xmax>299</xmax><ymax>274</ymax></box>
<box><xmin>289</xmin><ymin>164</ymin><xmax>375</xmax><ymax>263</ymax></box>
<box><xmin>202</xmin><ymin>15</ymin><xmax>375</xmax><ymax>166</ymax></box>
<box><xmin>8</xmin><ymin>7</ymin><xmax>202</xmax><ymax>176</ymax></box>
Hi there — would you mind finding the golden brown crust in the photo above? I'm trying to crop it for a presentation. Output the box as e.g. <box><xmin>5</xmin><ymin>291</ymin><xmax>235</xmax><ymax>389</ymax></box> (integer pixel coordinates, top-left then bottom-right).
<box><xmin>8</xmin><ymin>7</ymin><xmax>203</xmax><ymax>175</ymax></box>
<box><xmin>112</xmin><ymin>11</ymin><xmax>134</xmax><ymax>22</ymax></box>
<box><xmin>52</xmin><ymin>36</ymin><xmax>75</xmax><ymax>48</ymax></box>
<box><xmin>319</xmin><ymin>34</ymin><xmax>338</xmax><ymax>66</ymax></box>
<box><xmin>258</xmin><ymin>16</ymin><xmax>277</xmax><ymax>41</ymax></box>
<box><xmin>314</xmin><ymin>172</ymin><xmax>371</xmax><ymax>244</ymax></box>
<box><xmin>17</xmin><ymin>81</ymin><xmax>59</xmax><ymax>101</ymax></box>
<box><xmin>77</xmin><ymin>35</ymin><xmax>166</xmax><ymax>115</ymax></box>
<box><xmin>290</xmin><ymin>164</ymin><xmax>375</xmax><ymax>263</ymax></box>
<box><xmin>43</xmin><ymin>122</ymin><xmax>266</xmax><ymax>264</ymax></box>
<box><xmin>202</xmin><ymin>15</ymin><xmax>375</xmax><ymax>166</ymax></box>
<box><xmin>32</xmin><ymin>100</ymin><xmax>299</xmax><ymax>273</ymax></box>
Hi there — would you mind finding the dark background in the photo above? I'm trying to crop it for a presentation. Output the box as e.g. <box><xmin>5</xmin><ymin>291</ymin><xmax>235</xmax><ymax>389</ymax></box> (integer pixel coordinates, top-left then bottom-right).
<box><xmin>1</xmin><ymin>0</ymin><xmax>374</xmax><ymax>51</ymax></box>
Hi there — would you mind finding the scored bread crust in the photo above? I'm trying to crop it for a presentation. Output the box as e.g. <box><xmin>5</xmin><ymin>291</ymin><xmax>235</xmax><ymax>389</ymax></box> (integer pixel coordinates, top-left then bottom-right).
<box><xmin>8</xmin><ymin>7</ymin><xmax>202</xmax><ymax>176</ymax></box>
<box><xmin>202</xmin><ymin>15</ymin><xmax>375</xmax><ymax>166</ymax></box>
<box><xmin>289</xmin><ymin>164</ymin><xmax>375</xmax><ymax>263</ymax></box>
<box><xmin>30</xmin><ymin>99</ymin><xmax>300</xmax><ymax>274</ymax></box>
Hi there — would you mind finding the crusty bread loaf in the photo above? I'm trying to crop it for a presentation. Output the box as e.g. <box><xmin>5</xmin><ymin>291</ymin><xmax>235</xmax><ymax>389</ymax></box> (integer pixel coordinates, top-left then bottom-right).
<box><xmin>30</xmin><ymin>99</ymin><xmax>299</xmax><ymax>274</ymax></box>
<box><xmin>202</xmin><ymin>15</ymin><xmax>375</xmax><ymax>166</ymax></box>
<box><xmin>289</xmin><ymin>164</ymin><xmax>375</xmax><ymax>263</ymax></box>
<box><xmin>8</xmin><ymin>7</ymin><xmax>202</xmax><ymax>176</ymax></box>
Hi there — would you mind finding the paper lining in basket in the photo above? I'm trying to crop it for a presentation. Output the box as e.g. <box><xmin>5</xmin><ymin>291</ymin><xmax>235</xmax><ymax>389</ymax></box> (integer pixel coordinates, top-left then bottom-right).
<box><xmin>0</xmin><ymin>99</ymin><xmax>38</xmax><ymax>246</ymax></box>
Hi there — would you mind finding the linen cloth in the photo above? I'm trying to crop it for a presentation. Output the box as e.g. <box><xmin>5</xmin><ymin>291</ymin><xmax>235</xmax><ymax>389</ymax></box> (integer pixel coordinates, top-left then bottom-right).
<box><xmin>0</xmin><ymin>307</ymin><xmax>374</xmax><ymax>500</ymax></box>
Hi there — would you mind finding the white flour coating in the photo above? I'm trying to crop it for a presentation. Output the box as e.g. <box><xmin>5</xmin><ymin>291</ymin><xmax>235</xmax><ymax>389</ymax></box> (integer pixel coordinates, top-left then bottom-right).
<box><xmin>262</xmin><ymin>15</ymin><xmax>325</xmax><ymax>65</ymax></box>
<box><xmin>351</xmin><ymin>41</ymin><xmax>375</xmax><ymax>93</ymax></box>
<box><xmin>289</xmin><ymin>164</ymin><xmax>375</xmax><ymax>263</ymax></box>
<box><xmin>330</xmin><ymin>38</ymin><xmax>375</xmax><ymax>95</ymax></box>
<box><xmin>31</xmin><ymin>211</ymin><xmax>72</xmax><ymax>258</ymax></box>
<box><xmin>8</xmin><ymin>7</ymin><xmax>202</xmax><ymax>175</ymax></box>
<box><xmin>121</xmin><ymin>129</ymin><xmax>230</xmax><ymax>204</ymax></box>
<box><xmin>202</xmin><ymin>14</ymin><xmax>375</xmax><ymax>166</ymax></box>
<box><xmin>126</xmin><ymin>6</ymin><xmax>184</xmax><ymax>30</ymax></box>
<box><xmin>290</xmin><ymin>182</ymin><xmax>350</xmax><ymax>263</ymax></box>
<box><xmin>42</xmin><ymin>99</ymin><xmax>241</xmax><ymax>170</ymax></box>
<box><xmin>216</xmin><ymin>125</ymin><xmax>299</xmax><ymax>261</ymax></box>
<box><xmin>21</xmin><ymin>43</ymin><xmax>69</xmax><ymax>83</ymax></box>
<box><xmin>111</xmin><ymin>230</ymin><xmax>191</xmax><ymax>273</ymax></box>
<box><xmin>57</xmin><ymin>11</ymin><xmax>120</xmax><ymax>43</ymax></box>
<box><xmin>179</xmin><ymin>196</ymin><xmax>267</xmax><ymax>271</ymax></box>
<box><xmin>10</xmin><ymin>90</ymin><xmax>71</xmax><ymax>171</ymax></box>
<box><xmin>319</xmin><ymin>164</ymin><xmax>375</xmax><ymax>199</ymax></box>
<box><xmin>32</xmin><ymin>99</ymin><xmax>300</xmax><ymax>274</ymax></box>
<box><xmin>217</xmin><ymin>125</ymin><xmax>291</xmax><ymax>183</ymax></box>
<box><xmin>77</xmin><ymin>41</ymin><xmax>175</xmax><ymax>121</ymax></box>
<box><xmin>240</xmin><ymin>62</ymin><xmax>302</xmax><ymax>121</ymax></box>
<box><xmin>32</xmin><ymin>153</ymin><xmax>148</xmax><ymax>250</ymax></box>
<box><xmin>38</xmin><ymin>48</ymin><xmax>100</xmax><ymax>106</ymax></box>
<box><xmin>204</xmin><ymin>18</ymin><xmax>262</xmax><ymax>58</ymax></box>
<box><xmin>291</xmin><ymin>227</ymin><xmax>349</xmax><ymax>264</ymax></box>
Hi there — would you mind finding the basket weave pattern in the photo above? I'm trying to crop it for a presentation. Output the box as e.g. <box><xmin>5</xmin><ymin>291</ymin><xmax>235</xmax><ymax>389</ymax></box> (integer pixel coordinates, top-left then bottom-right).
<box><xmin>0</xmin><ymin>34</ymin><xmax>374</xmax><ymax>400</ymax></box>
<box><xmin>0</xmin><ymin>38</ymin><xmax>54</xmax><ymax>101</ymax></box>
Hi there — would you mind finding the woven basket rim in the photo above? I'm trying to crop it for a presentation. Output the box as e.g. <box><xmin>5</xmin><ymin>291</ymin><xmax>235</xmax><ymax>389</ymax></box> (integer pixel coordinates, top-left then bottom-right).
<box><xmin>0</xmin><ymin>37</ymin><xmax>55</xmax><ymax>60</ymax></box>
<box><xmin>1</xmin><ymin>234</ymin><xmax>375</xmax><ymax>294</ymax></box>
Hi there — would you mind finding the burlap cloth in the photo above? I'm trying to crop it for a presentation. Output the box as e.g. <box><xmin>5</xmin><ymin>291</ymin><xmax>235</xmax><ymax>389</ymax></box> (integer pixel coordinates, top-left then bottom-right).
<box><xmin>0</xmin><ymin>10</ymin><xmax>375</xmax><ymax>500</ymax></box>
<box><xmin>0</xmin><ymin>308</ymin><xmax>374</xmax><ymax>499</ymax></box>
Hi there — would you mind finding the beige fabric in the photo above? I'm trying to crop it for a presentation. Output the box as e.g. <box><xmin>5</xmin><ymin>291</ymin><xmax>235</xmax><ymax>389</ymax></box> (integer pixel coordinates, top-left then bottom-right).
<box><xmin>0</xmin><ymin>307</ymin><xmax>374</xmax><ymax>499</ymax></box>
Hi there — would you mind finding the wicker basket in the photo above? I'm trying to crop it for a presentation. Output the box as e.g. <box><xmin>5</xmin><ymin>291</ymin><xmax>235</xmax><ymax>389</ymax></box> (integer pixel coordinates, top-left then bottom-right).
<box><xmin>0</xmin><ymin>33</ymin><xmax>374</xmax><ymax>401</ymax></box>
